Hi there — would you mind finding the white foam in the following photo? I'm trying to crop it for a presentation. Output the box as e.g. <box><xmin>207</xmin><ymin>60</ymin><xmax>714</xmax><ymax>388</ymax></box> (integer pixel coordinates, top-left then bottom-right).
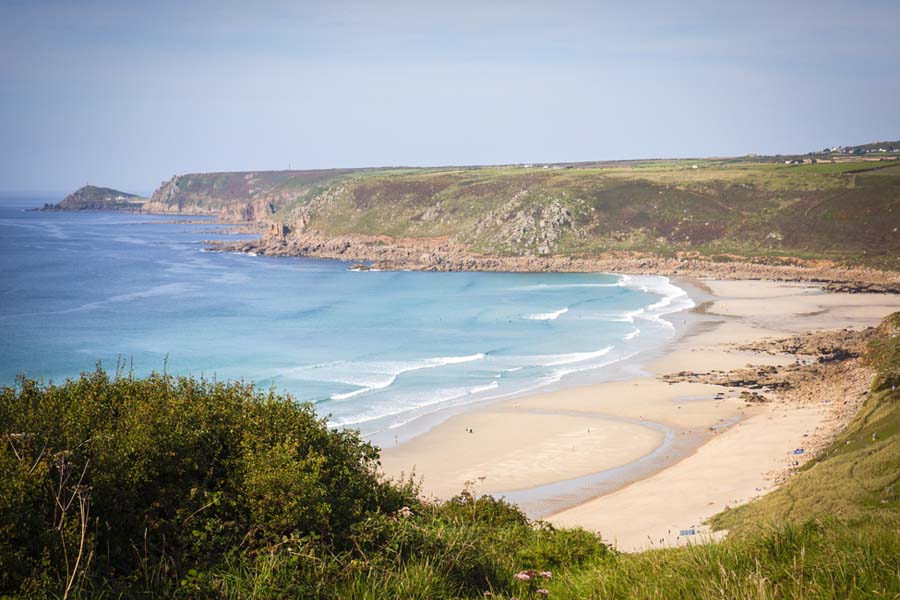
<box><xmin>539</xmin><ymin>346</ymin><xmax>614</xmax><ymax>366</ymax></box>
<box><xmin>468</xmin><ymin>381</ymin><xmax>500</xmax><ymax>395</ymax></box>
<box><xmin>325</xmin><ymin>353</ymin><xmax>486</xmax><ymax>400</ymax></box>
<box><xmin>618</xmin><ymin>307</ymin><xmax>645</xmax><ymax>323</ymax></box>
<box><xmin>112</xmin><ymin>236</ymin><xmax>150</xmax><ymax>246</ymax></box>
<box><xmin>470</xmin><ymin>349</ymin><xmax>644</xmax><ymax>409</ymax></box>
<box><xmin>331</xmin><ymin>377</ymin><xmax>397</xmax><ymax>400</ymax></box>
<box><xmin>615</xmin><ymin>275</ymin><xmax>694</xmax><ymax>329</ymax></box>
<box><xmin>289</xmin><ymin>274</ymin><xmax>692</xmax><ymax>433</ymax></box>
<box><xmin>332</xmin><ymin>380</ymin><xmax>501</xmax><ymax>428</ymax></box>
<box><xmin>525</xmin><ymin>307</ymin><xmax>568</xmax><ymax>320</ymax></box>
<box><xmin>515</xmin><ymin>283</ymin><xmax>618</xmax><ymax>290</ymax></box>
<box><xmin>542</xmin><ymin>350</ymin><xmax>642</xmax><ymax>386</ymax></box>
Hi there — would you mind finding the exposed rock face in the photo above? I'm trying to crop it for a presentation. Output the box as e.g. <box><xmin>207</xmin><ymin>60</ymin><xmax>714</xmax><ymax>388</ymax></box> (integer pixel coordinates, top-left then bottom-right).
<box><xmin>217</xmin><ymin>229</ymin><xmax>900</xmax><ymax>290</ymax></box>
<box><xmin>142</xmin><ymin>175</ymin><xmax>217</xmax><ymax>216</ymax></box>
<box><xmin>142</xmin><ymin>175</ymin><xmax>282</xmax><ymax>221</ymax></box>
<box><xmin>43</xmin><ymin>186</ymin><xmax>145</xmax><ymax>211</ymax></box>
<box><xmin>139</xmin><ymin>170</ymin><xmax>356</xmax><ymax>222</ymax></box>
<box><xmin>735</xmin><ymin>329</ymin><xmax>875</xmax><ymax>360</ymax></box>
<box><xmin>472</xmin><ymin>196</ymin><xmax>574</xmax><ymax>255</ymax></box>
<box><xmin>268</xmin><ymin>222</ymin><xmax>292</xmax><ymax>240</ymax></box>
<box><xmin>52</xmin><ymin>168</ymin><xmax>356</xmax><ymax>221</ymax></box>
<box><xmin>224</xmin><ymin>198</ymin><xmax>277</xmax><ymax>222</ymax></box>
<box><xmin>149</xmin><ymin>175</ymin><xmax>183</xmax><ymax>208</ymax></box>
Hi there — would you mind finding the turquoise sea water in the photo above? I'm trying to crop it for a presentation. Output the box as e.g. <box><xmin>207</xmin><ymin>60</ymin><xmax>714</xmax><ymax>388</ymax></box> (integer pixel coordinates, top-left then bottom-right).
<box><xmin>0</xmin><ymin>195</ymin><xmax>693</xmax><ymax>437</ymax></box>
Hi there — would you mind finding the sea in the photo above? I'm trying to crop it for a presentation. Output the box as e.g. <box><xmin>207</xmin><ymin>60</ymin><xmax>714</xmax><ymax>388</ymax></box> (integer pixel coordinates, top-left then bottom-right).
<box><xmin>0</xmin><ymin>194</ymin><xmax>694</xmax><ymax>440</ymax></box>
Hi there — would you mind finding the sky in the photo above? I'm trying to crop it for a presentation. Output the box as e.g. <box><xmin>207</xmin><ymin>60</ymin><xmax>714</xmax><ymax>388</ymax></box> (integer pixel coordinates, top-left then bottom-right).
<box><xmin>1</xmin><ymin>0</ymin><xmax>899</xmax><ymax>194</ymax></box>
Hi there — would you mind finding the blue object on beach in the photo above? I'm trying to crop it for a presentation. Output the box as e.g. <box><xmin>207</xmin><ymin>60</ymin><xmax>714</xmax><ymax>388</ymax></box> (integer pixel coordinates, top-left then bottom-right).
<box><xmin>793</xmin><ymin>448</ymin><xmax>805</xmax><ymax>455</ymax></box>
<box><xmin>679</xmin><ymin>529</ymin><xmax>696</xmax><ymax>536</ymax></box>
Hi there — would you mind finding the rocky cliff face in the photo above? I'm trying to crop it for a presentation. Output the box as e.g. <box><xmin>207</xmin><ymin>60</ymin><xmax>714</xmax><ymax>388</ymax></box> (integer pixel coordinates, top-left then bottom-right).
<box><xmin>44</xmin><ymin>186</ymin><xmax>145</xmax><ymax>211</ymax></box>
<box><xmin>469</xmin><ymin>196</ymin><xmax>575</xmax><ymax>255</ymax></box>
<box><xmin>143</xmin><ymin>175</ymin><xmax>187</xmax><ymax>211</ymax></box>
<box><xmin>139</xmin><ymin>174</ymin><xmax>257</xmax><ymax>219</ymax></box>
<box><xmin>53</xmin><ymin>169</ymin><xmax>353</xmax><ymax>221</ymax></box>
<box><xmin>221</xmin><ymin>228</ymin><xmax>900</xmax><ymax>290</ymax></box>
<box><xmin>140</xmin><ymin>170</ymin><xmax>355</xmax><ymax>221</ymax></box>
<box><xmin>141</xmin><ymin>175</ymin><xmax>223</xmax><ymax>216</ymax></box>
<box><xmin>49</xmin><ymin>158</ymin><xmax>900</xmax><ymax>272</ymax></box>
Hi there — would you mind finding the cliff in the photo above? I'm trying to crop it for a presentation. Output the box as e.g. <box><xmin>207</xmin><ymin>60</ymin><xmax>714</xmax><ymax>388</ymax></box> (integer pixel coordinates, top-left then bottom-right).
<box><xmin>140</xmin><ymin>169</ymin><xmax>363</xmax><ymax>221</ymax></box>
<box><xmin>254</xmin><ymin>159</ymin><xmax>900</xmax><ymax>272</ymax></box>
<box><xmin>52</xmin><ymin>147</ymin><xmax>900</xmax><ymax>270</ymax></box>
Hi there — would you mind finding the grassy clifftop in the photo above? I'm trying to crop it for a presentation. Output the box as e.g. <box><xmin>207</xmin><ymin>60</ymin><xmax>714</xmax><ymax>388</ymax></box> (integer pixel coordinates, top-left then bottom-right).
<box><xmin>273</xmin><ymin>160</ymin><xmax>900</xmax><ymax>270</ymax></box>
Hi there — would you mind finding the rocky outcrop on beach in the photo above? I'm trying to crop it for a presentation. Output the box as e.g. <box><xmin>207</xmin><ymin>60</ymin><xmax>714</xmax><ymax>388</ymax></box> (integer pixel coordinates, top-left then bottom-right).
<box><xmin>734</xmin><ymin>329</ymin><xmax>875</xmax><ymax>360</ymax></box>
<box><xmin>662</xmin><ymin>328</ymin><xmax>878</xmax><ymax>391</ymax></box>
<box><xmin>661</xmin><ymin>326</ymin><xmax>880</xmax><ymax>482</ymax></box>
<box><xmin>822</xmin><ymin>282</ymin><xmax>900</xmax><ymax>294</ymax></box>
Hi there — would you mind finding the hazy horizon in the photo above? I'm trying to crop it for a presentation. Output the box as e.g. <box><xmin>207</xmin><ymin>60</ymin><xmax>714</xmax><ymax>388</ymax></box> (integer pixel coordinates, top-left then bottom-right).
<box><xmin>2</xmin><ymin>0</ymin><xmax>899</xmax><ymax>194</ymax></box>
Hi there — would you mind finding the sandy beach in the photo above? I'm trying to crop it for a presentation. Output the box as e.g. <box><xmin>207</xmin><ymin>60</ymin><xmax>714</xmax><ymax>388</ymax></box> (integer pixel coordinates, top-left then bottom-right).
<box><xmin>379</xmin><ymin>278</ymin><xmax>900</xmax><ymax>551</ymax></box>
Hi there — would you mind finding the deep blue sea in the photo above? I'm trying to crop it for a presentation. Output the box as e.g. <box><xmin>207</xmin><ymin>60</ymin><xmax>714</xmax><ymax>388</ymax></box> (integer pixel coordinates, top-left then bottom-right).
<box><xmin>0</xmin><ymin>195</ymin><xmax>693</xmax><ymax>437</ymax></box>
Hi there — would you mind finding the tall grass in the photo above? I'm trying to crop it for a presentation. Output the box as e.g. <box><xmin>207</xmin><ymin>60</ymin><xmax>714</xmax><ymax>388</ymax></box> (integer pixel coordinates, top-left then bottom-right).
<box><xmin>202</xmin><ymin>516</ymin><xmax>900</xmax><ymax>599</ymax></box>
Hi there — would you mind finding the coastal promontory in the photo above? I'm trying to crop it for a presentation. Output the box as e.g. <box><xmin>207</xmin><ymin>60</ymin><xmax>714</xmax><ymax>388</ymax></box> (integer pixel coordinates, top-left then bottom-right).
<box><xmin>42</xmin><ymin>185</ymin><xmax>146</xmax><ymax>211</ymax></box>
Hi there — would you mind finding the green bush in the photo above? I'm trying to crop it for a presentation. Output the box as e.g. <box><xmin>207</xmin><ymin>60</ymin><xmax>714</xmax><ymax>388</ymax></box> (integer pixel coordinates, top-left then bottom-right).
<box><xmin>0</xmin><ymin>368</ymin><xmax>607</xmax><ymax>599</ymax></box>
<box><xmin>0</xmin><ymin>368</ymin><xmax>414</xmax><ymax>597</ymax></box>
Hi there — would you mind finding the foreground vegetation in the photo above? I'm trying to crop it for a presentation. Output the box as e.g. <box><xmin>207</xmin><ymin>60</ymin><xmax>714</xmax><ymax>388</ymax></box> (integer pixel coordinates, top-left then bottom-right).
<box><xmin>3</xmin><ymin>313</ymin><xmax>899</xmax><ymax>598</ymax></box>
<box><xmin>0</xmin><ymin>368</ymin><xmax>606</xmax><ymax>598</ymax></box>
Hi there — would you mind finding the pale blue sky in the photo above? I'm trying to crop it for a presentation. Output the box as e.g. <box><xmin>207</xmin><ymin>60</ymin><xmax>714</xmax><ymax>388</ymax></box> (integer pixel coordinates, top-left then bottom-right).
<box><xmin>1</xmin><ymin>0</ymin><xmax>899</xmax><ymax>193</ymax></box>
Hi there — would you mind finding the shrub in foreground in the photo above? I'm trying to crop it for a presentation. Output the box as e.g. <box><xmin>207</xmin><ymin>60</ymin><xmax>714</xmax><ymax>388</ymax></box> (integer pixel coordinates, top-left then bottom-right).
<box><xmin>0</xmin><ymin>368</ymin><xmax>414</xmax><ymax>597</ymax></box>
<box><xmin>0</xmin><ymin>369</ymin><xmax>607</xmax><ymax>598</ymax></box>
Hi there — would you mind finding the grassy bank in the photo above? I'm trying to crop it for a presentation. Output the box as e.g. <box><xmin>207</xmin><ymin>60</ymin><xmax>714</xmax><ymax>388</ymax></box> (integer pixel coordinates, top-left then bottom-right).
<box><xmin>2</xmin><ymin>313</ymin><xmax>899</xmax><ymax>598</ymax></box>
<box><xmin>267</xmin><ymin>160</ymin><xmax>900</xmax><ymax>270</ymax></box>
